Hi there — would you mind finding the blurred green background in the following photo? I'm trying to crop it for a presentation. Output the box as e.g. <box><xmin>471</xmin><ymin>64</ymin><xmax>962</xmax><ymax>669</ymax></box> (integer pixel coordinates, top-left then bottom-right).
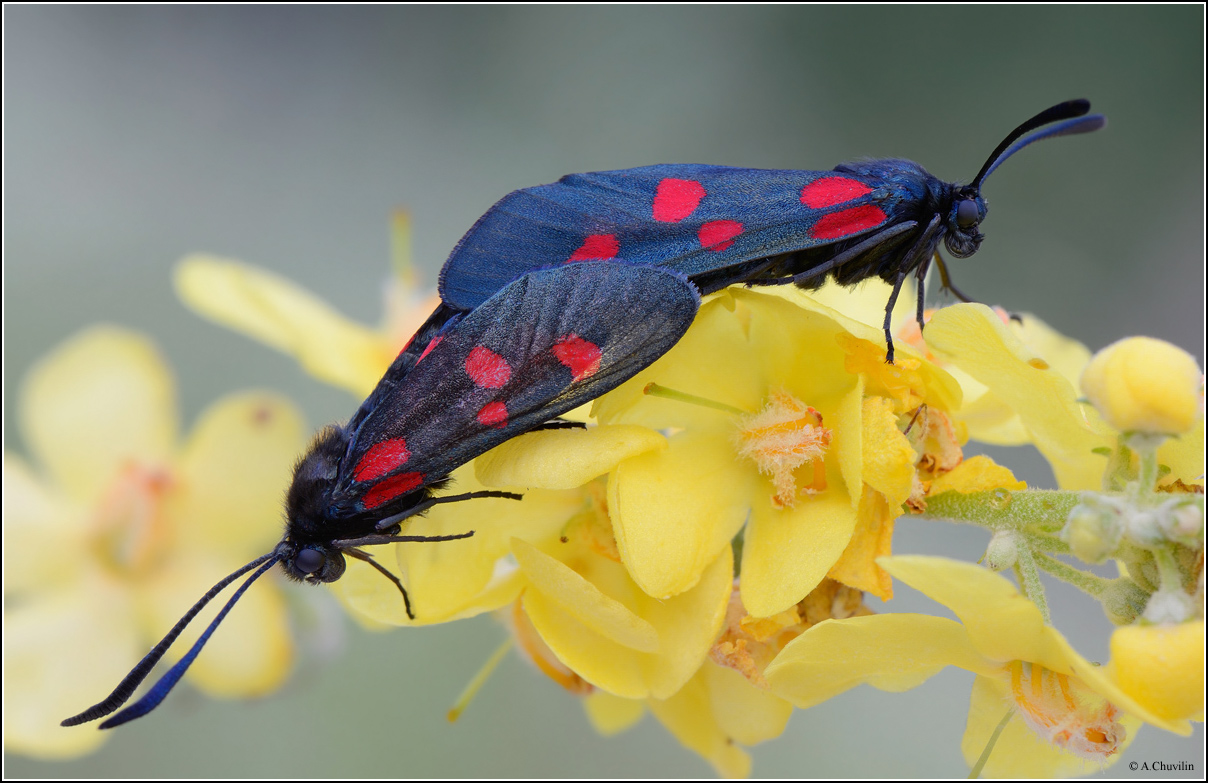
<box><xmin>5</xmin><ymin>6</ymin><xmax>1202</xmax><ymax>777</ymax></box>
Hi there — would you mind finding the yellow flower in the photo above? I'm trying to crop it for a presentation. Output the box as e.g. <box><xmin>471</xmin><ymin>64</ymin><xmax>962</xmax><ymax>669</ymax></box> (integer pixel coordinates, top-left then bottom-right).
<box><xmin>1080</xmin><ymin>337</ymin><xmax>1204</xmax><ymax>436</ymax></box>
<box><xmin>898</xmin><ymin>306</ymin><xmax>1093</xmax><ymax>446</ymax></box>
<box><xmin>4</xmin><ymin>327</ymin><xmax>306</xmax><ymax>758</ymax></box>
<box><xmin>593</xmin><ymin>287</ymin><xmax>961</xmax><ymax>616</ymax></box>
<box><xmin>925</xmin><ymin>305</ymin><xmax>1204</xmax><ymax>492</ymax></box>
<box><xmin>764</xmin><ymin>556</ymin><xmax>1192</xmax><ymax>777</ymax></box>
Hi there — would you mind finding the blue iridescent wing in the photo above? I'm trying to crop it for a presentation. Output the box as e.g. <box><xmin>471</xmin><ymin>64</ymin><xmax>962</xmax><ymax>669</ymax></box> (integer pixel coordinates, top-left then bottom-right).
<box><xmin>332</xmin><ymin>261</ymin><xmax>700</xmax><ymax>514</ymax></box>
<box><xmin>438</xmin><ymin>164</ymin><xmax>899</xmax><ymax>310</ymax></box>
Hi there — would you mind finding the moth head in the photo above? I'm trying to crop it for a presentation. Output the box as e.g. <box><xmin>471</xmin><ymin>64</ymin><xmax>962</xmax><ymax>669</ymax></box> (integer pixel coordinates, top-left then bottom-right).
<box><xmin>944</xmin><ymin>188</ymin><xmax>986</xmax><ymax>259</ymax></box>
<box><xmin>278</xmin><ymin>540</ymin><xmax>347</xmax><ymax>584</ymax></box>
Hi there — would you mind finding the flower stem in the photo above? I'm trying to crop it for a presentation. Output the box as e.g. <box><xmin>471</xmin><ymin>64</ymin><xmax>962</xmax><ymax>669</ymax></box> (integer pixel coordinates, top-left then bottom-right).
<box><xmin>968</xmin><ymin>708</ymin><xmax>1015</xmax><ymax>779</ymax></box>
<box><xmin>447</xmin><ymin>637</ymin><xmax>513</xmax><ymax>723</ymax></box>
<box><xmin>1013</xmin><ymin>545</ymin><xmax>1051</xmax><ymax>624</ymax></box>
<box><xmin>1032</xmin><ymin>551</ymin><xmax>1109</xmax><ymax>597</ymax></box>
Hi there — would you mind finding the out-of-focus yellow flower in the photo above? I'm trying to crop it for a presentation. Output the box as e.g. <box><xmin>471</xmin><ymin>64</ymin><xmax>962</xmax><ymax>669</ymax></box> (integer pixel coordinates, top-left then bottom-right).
<box><xmin>1108</xmin><ymin>621</ymin><xmax>1204</xmax><ymax>723</ymax></box>
<box><xmin>4</xmin><ymin>327</ymin><xmax>306</xmax><ymax>758</ymax></box>
<box><xmin>175</xmin><ymin>212</ymin><xmax>440</xmax><ymax>398</ymax></box>
<box><xmin>1080</xmin><ymin>337</ymin><xmax>1204</xmax><ymax>437</ymax></box>
<box><xmin>593</xmin><ymin>287</ymin><xmax>961</xmax><ymax>616</ymax></box>
<box><xmin>765</xmin><ymin>556</ymin><xmax>1193</xmax><ymax>777</ymax></box>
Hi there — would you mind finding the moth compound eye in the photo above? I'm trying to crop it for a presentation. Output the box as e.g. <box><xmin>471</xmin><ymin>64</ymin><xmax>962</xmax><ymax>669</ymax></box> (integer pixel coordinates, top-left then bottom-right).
<box><xmin>295</xmin><ymin>547</ymin><xmax>325</xmax><ymax>574</ymax></box>
<box><xmin>956</xmin><ymin>199</ymin><xmax>980</xmax><ymax>228</ymax></box>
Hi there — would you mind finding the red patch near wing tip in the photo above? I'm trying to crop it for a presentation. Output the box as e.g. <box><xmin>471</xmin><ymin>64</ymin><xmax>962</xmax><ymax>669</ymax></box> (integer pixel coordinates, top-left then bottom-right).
<box><xmin>652</xmin><ymin>178</ymin><xmax>706</xmax><ymax>223</ymax></box>
<box><xmin>809</xmin><ymin>205</ymin><xmax>887</xmax><ymax>240</ymax></box>
<box><xmin>552</xmin><ymin>334</ymin><xmax>601</xmax><ymax>381</ymax></box>
<box><xmin>476</xmin><ymin>401</ymin><xmax>508</xmax><ymax>428</ymax></box>
<box><xmin>354</xmin><ymin>438</ymin><xmax>412</xmax><ymax>482</ymax></box>
<box><xmin>363</xmin><ymin>471</ymin><xmax>425</xmax><ymax>509</ymax></box>
<box><xmin>800</xmin><ymin>177</ymin><xmax>873</xmax><ymax>209</ymax></box>
<box><xmin>465</xmin><ymin>346</ymin><xmax>512</xmax><ymax>388</ymax></box>
<box><xmin>567</xmin><ymin>234</ymin><xmax>620</xmax><ymax>262</ymax></box>
<box><xmin>698</xmin><ymin>220</ymin><xmax>743</xmax><ymax>252</ymax></box>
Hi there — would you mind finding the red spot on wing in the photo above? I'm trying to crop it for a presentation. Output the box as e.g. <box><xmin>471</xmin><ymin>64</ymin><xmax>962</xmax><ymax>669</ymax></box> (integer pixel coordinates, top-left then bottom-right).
<box><xmin>567</xmin><ymin>234</ymin><xmax>620</xmax><ymax>262</ymax></box>
<box><xmin>363</xmin><ymin>471</ymin><xmax>425</xmax><ymax>509</ymax></box>
<box><xmin>465</xmin><ymin>346</ymin><xmax>511</xmax><ymax>388</ymax></box>
<box><xmin>416</xmin><ymin>335</ymin><xmax>443</xmax><ymax>365</ymax></box>
<box><xmin>476</xmin><ymin>401</ymin><xmax>509</xmax><ymax>428</ymax></box>
<box><xmin>698</xmin><ymin>220</ymin><xmax>743</xmax><ymax>252</ymax></box>
<box><xmin>810</xmin><ymin>205</ymin><xmax>887</xmax><ymax>240</ymax></box>
<box><xmin>354</xmin><ymin>438</ymin><xmax>411</xmax><ymax>482</ymax></box>
<box><xmin>800</xmin><ymin>177</ymin><xmax>873</xmax><ymax>209</ymax></box>
<box><xmin>552</xmin><ymin>334</ymin><xmax>602</xmax><ymax>381</ymax></box>
<box><xmin>652</xmin><ymin>178</ymin><xmax>706</xmax><ymax>222</ymax></box>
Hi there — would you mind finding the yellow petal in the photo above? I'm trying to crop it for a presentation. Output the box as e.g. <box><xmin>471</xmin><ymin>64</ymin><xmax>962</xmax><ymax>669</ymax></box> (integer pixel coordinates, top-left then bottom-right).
<box><xmin>765</xmin><ymin>614</ymin><xmax>995</xmax><ymax>708</ymax></box>
<box><xmin>592</xmin><ymin>293</ymin><xmax>764</xmax><ymax>429</ymax></box>
<box><xmin>4</xmin><ymin>583</ymin><xmax>141</xmax><ymax>759</ymax></box>
<box><xmin>1157</xmin><ymin>418</ymin><xmax>1205</xmax><ymax>488</ymax></box>
<box><xmin>962</xmin><ymin>674</ymin><xmax>1139</xmax><ymax>778</ymax></box>
<box><xmin>476</xmin><ymin>425</ymin><xmax>667</xmax><ymax>490</ymax></box>
<box><xmin>925</xmin><ymin>304</ymin><xmax>1111</xmax><ymax>490</ymax></box>
<box><xmin>827</xmin><ymin>486</ymin><xmax>896</xmax><ymax>600</ymax></box>
<box><xmin>648</xmin><ymin>667</ymin><xmax>753</xmax><ymax>779</ymax></box>
<box><xmin>608</xmin><ymin>427</ymin><xmax>755</xmax><ymax>598</ymax></box>
<box><xmin>878</xmin><ymin>556</ymin><xmax>1076</xmax><ymax>674</ymax></box>
<box><xmin>834</xmin><ymin>377</ymin><xmax>865</xmax><ymax>508</ymax></box>
<box><xmin>174</xmin><ymin>392</ymin><xmax>307</xmax><ymax>557</ymax></box>
<box><xmin>1108</xmin><ymin>621</ymin><xmax>1203</xmax><ymax>726</ymax></box>
<box><xmin>521</xmin><ymin>545</ymin><xmax>732</xmax><ymax>699</ymax></box>
<box><xmin>513</xmin><ymin>537</ymin><xmax>660</xmax><ymax>652</ymax></box>
<box><xmin>702</xmin><ymin>661</ymin><xmax>793</xmax><ymax>746</ymax></box>
<box><xmin>339</xmin><ymin>468</ymin><xmax>581</xmax><ymax>626</ymax></box>
<box><xmin>175</xmin><ymin>255</ymin><xmax>393</xmax><ymax>397</ymax></box>
<box><xmin>928</xmin><ymin>455</ymin><xmax>1026</xmax><ymax>495</ymax></box>
<box><xmin>3</xmin><ymin>453</ymin><xmax>89</xmax><ymax>593</ymax></box>
<box><xmin>142</xmin><ymin>554</ymin><xmax>293</xmax><ymax>698</ymax></box>
<box><xmin>740</xmin><ymin>478</ymin><xmax>856</xmax><ymax>617</ymax></box>
<box><xmin>860</xmin><ymin>396</ymin><xmax>916</xmax><ymax>508</ymax></box>
<box><xmin>583</xmin><ymin>691</ymin><xmax>646</xmax><ymax>736</ymax></box>
<box><xmin>20</xmin><ymin>326</ymin><xmax>177</xmax><ymax>502</ymax></box>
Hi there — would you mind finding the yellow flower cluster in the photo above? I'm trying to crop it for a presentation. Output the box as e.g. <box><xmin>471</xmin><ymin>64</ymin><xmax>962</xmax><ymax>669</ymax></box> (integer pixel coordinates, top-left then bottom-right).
<box><xmin>171</xmin><ymin>254</ymin><xmax>1202</xmax><ymax>777</ymax></box>
<box><xmin>13</xmin><ymin>237</ymin><xmax>1200</xmax><ymax>779</ymax></box>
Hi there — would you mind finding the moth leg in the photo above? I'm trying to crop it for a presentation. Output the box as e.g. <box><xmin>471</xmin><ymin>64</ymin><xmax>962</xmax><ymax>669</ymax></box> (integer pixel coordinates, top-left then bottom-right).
<box><xmin>934</xmin><ymin>251</ymin><xmax>1023</xmax><ymax>323</ymax></box>
<box><xmin>883</xmin><ymin>269</ymin><xmax>908</xmax><ymax>365</ymax></box>
<box><xmin>345</xmin><ymin>548</ymin><xmax>416</xmax><ymax>620</ymax></box>
<box><xmin>914</xmin><ymin>254</ymin><xmax>931</xmax><ymax>333</ymax></box>
<box><xmin>530</xmin><ymin>419</ymin><xmax>588</xmax><ymax>431</ymax></box>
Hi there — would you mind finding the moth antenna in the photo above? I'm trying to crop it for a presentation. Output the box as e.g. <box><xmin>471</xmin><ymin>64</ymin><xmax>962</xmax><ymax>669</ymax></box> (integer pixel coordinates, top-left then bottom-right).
<box><xmin>61</xmin><ymin>551</ymin><xmax>279</xmax><ymax>727</ymax></box>
<box><xmin>972</xmin><ymin>100</ymin><xmax>1106</xmax><ymax>189</ymax></box>
<box><xmin>95</xmin><ymin>554</ymin><xmax>282</xmax><ymax>729</ymax></box>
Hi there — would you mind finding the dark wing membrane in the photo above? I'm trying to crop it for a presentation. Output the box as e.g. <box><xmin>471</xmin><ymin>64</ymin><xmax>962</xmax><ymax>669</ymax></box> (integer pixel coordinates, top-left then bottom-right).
<box><xmin>438</xmin><ymin>164</ymin><xmax>891</xmax><ymax>310</ymax></box>
<box><xmin>334</xmin><ymin>262</ymin><xmax>700</xmax><ymax>510</ymax></box>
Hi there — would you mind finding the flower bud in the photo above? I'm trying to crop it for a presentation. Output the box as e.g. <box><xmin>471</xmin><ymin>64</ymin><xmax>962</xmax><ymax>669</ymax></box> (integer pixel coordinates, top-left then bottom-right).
<box><xmin>1099</xmin><ymin>578</ymin><xmax>1149</xmax><ymax>625</ymax></box>
<box><xmin>1063</xmin><ymin>501</ymin><xmax>1123</xmax><ymax>564</ymax></box>
<box><xmin>983</xmin><ymin>530</ymin><xmax>1019</xmax><ymax>571</ymax></box>
<box><xmin>1142</xmin><ymin>589</ymin><xmax>1196</xmax><ymax>624</ymax></box>
<box><xmin>1110</xmin><ymin>621</ymin><xmax>1205</xmax><ymax>721</ymax></box>
<box><xmin>1157</xmin><ymin>498</ymin><xmax>1204</xmax><ymax>548</ymax></box>
<box><xmin>1080</xmin><ymin>337</ymin><xmax>1203</xmax><ymax>436</ymax></box>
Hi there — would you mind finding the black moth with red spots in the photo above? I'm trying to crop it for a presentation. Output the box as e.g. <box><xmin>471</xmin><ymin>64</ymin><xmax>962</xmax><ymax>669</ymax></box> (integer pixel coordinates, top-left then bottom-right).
<box><xmin>439</xmin><ymin>99</ymin><xmax>1105</xmax><ymax>364</ymax></box>
<box><xmin>65</xmin><ymin>101</ymin><xmax>1103</xmax><ymax>731</ymax></box>
<box><xmin>63</xmin><ymin>261</ymin><xmax>699</xmax><ymax>730</ymax></box>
